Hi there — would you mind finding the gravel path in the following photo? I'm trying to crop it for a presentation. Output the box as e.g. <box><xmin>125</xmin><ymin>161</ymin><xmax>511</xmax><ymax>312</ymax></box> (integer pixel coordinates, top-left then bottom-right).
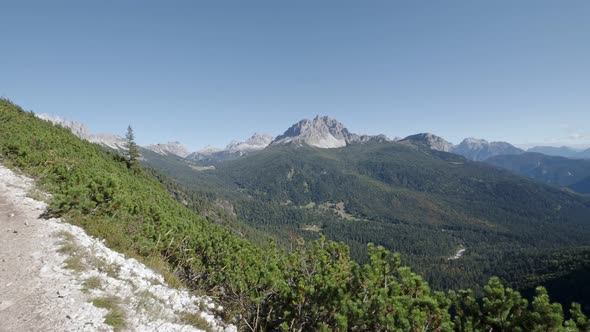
<box><xmin>0</xmin><ymin>165</ymin><xmax>235</xmax><ymax>332</ymax></box>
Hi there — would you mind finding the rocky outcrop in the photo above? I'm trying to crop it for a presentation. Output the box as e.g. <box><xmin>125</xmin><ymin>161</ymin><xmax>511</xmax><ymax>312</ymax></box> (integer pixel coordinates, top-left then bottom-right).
<box><xmin>272</xmin><ymin>116</ymin><xmax>388</xmax><ymax>148</ymax></box>
<box><xmin>400</xmin><ymin>133</ymin><xmax>454</xmax><ymax>152</ymax></box>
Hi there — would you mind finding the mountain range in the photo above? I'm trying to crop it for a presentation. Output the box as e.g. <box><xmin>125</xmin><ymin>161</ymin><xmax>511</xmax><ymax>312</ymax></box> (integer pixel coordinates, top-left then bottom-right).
<box><xmin>186</xmin><ymin>133</ymin><xmax>273</xmax><ymax>162</ymax></box>
<box><xmin>37</xmin><ymin>113</ymin><xmax>538</xmax><ymax>163</ymax></box>
<box><xmin>37</xmin><ymin>113</ymin><xmax>128</xmax><ymax>150</ymax></box>
<box><xmin>36</xmin><ymin>113</ymin><xmax>590</xmax><ymax>196</ymax></box>
<box><xmin>31</xmin><ymin>108</ymin><xmax>590</xmax><ymax>312</ymax></box>
<box><xmin>528</xmin><ymin>146</ymin><xmax>590</xmax><ymax>159</ymax></box>
<box><xmin>5</xmin><ymin>98</ymin><xmax>590</xmax><ymax>332</ymax></box>
<box><xmin>485</xmin><ymin>153</ymin><xmax>590</xmax><ymax>194</ymax></box>
<box><xmin>401</xmin><ymin>133</ymin><xmax>525</xmax><ymax>161</ymax></box>
<box><xmin>136</xmin><ymin>121</ymin><xmax>590</xmax><ymax>304</ymax></box>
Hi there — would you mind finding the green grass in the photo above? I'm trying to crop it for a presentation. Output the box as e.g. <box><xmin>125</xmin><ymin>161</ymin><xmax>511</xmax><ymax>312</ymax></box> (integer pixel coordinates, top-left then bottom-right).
<box><xmin>55</xmin><ymin>231</ymin><xmax>88</xmax><ymax>272</ymax></box>
<box><xmin>179</xmin><ymin>312</ymin><xmax>213</xmax><ymax>332</ymax></box>
<box><xmin>95</xmin><ymin>259</ymin><xmax>120</xmax><ymax>279</ymax></box>
<box><xmin>26</xmin><ymin>188</ymin><xmax>47</xmax><ymax>202</ymax></box>
<box><xmin>63</xmin><ymin>255</ymin><xmax>86</xmax><ymax>272</ymax></box>
<box><xmin>91</xmin><ymin>296</ymin><xmax>127</xmax><ymax>330</ymax></box>
<box><xmin>82</xmin><ymin>276</ymin><xmax>103</xmax><ymax>292</ymax></box>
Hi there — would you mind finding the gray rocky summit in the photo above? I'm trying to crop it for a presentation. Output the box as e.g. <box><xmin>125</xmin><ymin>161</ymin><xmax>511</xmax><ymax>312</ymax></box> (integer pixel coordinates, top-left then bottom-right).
<box><xmin>37</xmin><ymin>113</ymin><xmax>128</xmax><ymax>151</ymax></box>
<box><xmin>453</xmin><ymin>138</ymin><xmax>524</xmax><ymax>161</ymax></box>
<box><xmin>272</xmin><ymin>115</ymin><xmax>387</xmax><ymax>148</ymax></box>
<box><xmin>146</xmin><ymin>141</ymin><xmax>191</xmax><ymax>158</ymax></box>
<box><xmin>400</xmin><ymin>133</ymin><xmax>454</xmax><ymax>152</ymax></box>
<box><xmin>401</xmin><ymin>133</ymin><xmax>524</xmax><ymax>161</ymax></box>
<box><xmin>186</xmin><ymin>133</ymin><xmax>273</xmax><ymax>161</ymax></box>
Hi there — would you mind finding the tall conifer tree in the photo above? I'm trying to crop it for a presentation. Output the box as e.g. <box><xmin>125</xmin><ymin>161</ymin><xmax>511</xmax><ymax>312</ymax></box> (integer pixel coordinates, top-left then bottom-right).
<box><xmin>125</xmin><ymin>125</ymin><xmax>140</xmax><ymax>171</ymax></box>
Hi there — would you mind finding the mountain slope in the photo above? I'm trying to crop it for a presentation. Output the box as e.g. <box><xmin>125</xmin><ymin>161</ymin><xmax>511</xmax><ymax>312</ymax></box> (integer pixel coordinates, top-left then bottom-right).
<box><xmin>453</xmin><ymin>138</ymin><xmax>524</xmax><ymax>161</ymax></box>
<box><xmin>485</xmin><ymin>152</ymin><xmax>590</xmax><ymax>194</ymax></box>
<box><xmin>37</xmin><ymin>113</ymin><xmax>129</xmax><ymax>150</ymax></box>
<box><xmin>528</xmin><ymin>146</ymin><xmax>584</xmax><ymax>159</ymax></box>
<box><xmin>400</xmin><ymin>133</ymin><xmax>525</xmax><ymax>161</ymax></box>
<box><xmin>145</xmin><ymin>141</ymin><xmax>190</xmax><ymax>158</ymax></box>
<box><xmin>400</xmin><ymin>133</ymin><xmax>454</xmax><ymax>152</ymax></box>
<box><xmin>187</xmin><ymin>133</ymin><xmax>273</xmax><ymax>162</ymax></box>
<box><xmin>151</xmin><ymin>140</ymin><xmax>590</xmax><ymax>294</ymax></box>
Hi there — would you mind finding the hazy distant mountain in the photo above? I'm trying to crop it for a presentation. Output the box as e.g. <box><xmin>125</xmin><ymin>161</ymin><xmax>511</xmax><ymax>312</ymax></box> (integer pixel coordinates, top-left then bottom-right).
<box><xmin>145</xmin><ymin>141</ymin><xmax>190</xmax><ymax>158</ymax></box>
<box><xmin>37</xmin><ymin>113</ymin><xmax>92</xmax><ymax>139</ymax></box>
<box><xmin>400</xmin><ymin>133</ymin><xmax>454</xmax><ymax>152</ymax></box>
<box><xmin>400</xmin><ymin>133</ymin><xmax>525</xmax><ymax>161</ymax></box>
<box><xmin>271</xmin><ymin>116</ymin><xmax>388</xmax><ymax>148</ymax></box>
<box><xmin>37</xmin><ymin>113</ymin><xmax>193</xmax><ymax>155</ymax></box>
<box><xmin>187</xmin><ymin>133</ymin><xmax>273</xmax><ymax>162</ymax></box>
<box><xmin>527</xmin><ymin>146</ymin><xmax>581</xmax><ymax>158</ymax></box>
<box><xmin>485</xmin><ymin>152</ymin><xmax>590</xmax><ymax>194</ymax></box>
<box><xmin>225</xmin><ymin>133</ymin><xmax>274</xmax><ymax>153</ymax></box>
<box><xmin>37</xmin><ymin>113</ymin><xmax>128</xmax><ymax>150</ymax></box>
<box><xmin>452</xmin><ymin>138</ymin><xmax>524</xmax><ymax>161</ymax></box>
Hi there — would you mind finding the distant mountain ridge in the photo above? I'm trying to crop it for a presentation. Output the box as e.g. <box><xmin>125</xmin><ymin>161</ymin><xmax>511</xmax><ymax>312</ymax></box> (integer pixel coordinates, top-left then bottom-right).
<box><xmin>186</xmin><ymin>133</ymin><xmax>273</xmax><ymax>162</ymax></box>
<box><xmin>401</xmin><ymin>133</ymin><xmax>525</xmax><ymax>161</ymax></box>
<box><xmin>37</xmin><ymin>113</ymin><xmax>128</xmax><ymax>150</ymax></box>
<box><xmin>400</xmin><ymin>133</ymin><xmax>454</xmax><ymax>152</ymax></box>
<box><xmin>146</xmin><ymin>141</ymin><xmax>191</xmax><ymax>158</ymax></box>
<box><xmin>453</xmin><ymin>138</ymin><xmax>524</xmax><ymax>161</ymax></box>
<box><xmin>485</xmin><ymin>152</ymin><xmax>590</xmax><ymax>194</ymax></box>
<box><xmin>38</xmin><ymin>112</ymin><xmax>587</xmax><ymax>164</ymax></box>
<box><xmin>527</xmin><ymin>146</ymin><xmax>590</xmax><ymax>159</ymax></box>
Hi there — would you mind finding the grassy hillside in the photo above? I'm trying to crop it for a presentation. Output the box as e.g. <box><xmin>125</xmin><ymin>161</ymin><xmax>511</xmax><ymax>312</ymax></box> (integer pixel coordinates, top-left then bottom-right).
<box><xmin>2</xmin><ymin>98</ymin><xmax>588</xmax><ymax>330</ymax></box>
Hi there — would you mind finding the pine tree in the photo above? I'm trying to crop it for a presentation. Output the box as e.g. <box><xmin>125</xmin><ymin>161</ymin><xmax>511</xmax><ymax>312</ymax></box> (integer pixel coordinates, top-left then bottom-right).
<box><xmin>125</xmin><ymin>125</ymin><xmax>141</xmax><ymax>171</ymax></box>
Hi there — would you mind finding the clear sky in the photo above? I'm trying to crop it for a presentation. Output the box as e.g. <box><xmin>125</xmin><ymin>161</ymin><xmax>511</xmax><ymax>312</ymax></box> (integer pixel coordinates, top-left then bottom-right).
<box><xmin>1</xmin><ymin>1</ymin><xmax>589</xmax><ymax>151</ymax></box>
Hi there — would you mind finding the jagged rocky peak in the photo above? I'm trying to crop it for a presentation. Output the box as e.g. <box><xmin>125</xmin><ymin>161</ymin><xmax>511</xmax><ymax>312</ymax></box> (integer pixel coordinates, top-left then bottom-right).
<box><xmin>36</xmin><ymin>113</ymin><xmax>127</xmax><ymax>150</ymax></box>
<box><xmin>401</xmin><ymin>133</ymin><xmax>454</xmax><ymax>152</ymax></box>
<box><xmin>358</xmin><ymin>134</ymin><xmax>390</xmax><ymax>143</ymax></box>
<box><xmin>145</xmin><ymin>141</ymin><xmax>190</xmax><ymax>158</ymax></box>
<box><xmin>226</xmin><ymin>133</ymin><xmax>274</xmax><ymax>153</ymax></box>
<box><xmin>272</xmin><ymin>115</ymin><xmax>386</xmax><ymax>149</ymax></box>
<box><xmin>37</xmin><ymin>113</ymin><xmax>92</xmax><ymax>140</ymax></box>
<box><xmin>186</xmin><ymin>133</ymin><xmax>274</xmax><ymax>162</ymax></box>
<box><xmin>459</xmin><ymin>137</ymin><xmax>488</xmax><ymax>148</ymax></box>
<box><xmin>454</xmin><ymin>137</ymin><xmax>524</xmax><ymax>161</ymax></box>
<box><xmin>197</xmin><ymin>145</ymin><xmax>223</xmax><ymax>154</ymax></box>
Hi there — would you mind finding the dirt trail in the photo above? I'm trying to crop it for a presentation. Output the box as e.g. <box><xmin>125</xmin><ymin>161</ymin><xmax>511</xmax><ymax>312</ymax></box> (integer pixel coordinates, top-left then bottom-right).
<box><xmin>0</xmin><ymin>165</ymin><xmax>234</xmax><ymax>332</ymax></box>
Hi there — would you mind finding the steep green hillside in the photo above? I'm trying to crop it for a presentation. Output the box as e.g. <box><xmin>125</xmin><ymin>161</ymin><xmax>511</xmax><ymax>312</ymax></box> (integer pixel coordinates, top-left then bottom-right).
<box><xmin>2</xmin><ymin>99</ymin><xmax>588</xmax><ymax>331</ymax></box>
<box><xmin>486</xmin><ymin>152</ymin><xmax>590</xmax><ymax>194</ymax></box>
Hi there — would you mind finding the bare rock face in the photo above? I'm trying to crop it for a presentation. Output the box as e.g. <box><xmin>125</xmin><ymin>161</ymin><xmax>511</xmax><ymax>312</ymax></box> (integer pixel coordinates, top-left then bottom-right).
<box><xmin>36</xmin><ymin>113</ymin><xmax>127</xmax><ymax>151</ymax></box>
<box><xmin>187</xmin><ymin>133</ymin><xmax>273</xmax><ymax>161</ymax></box>
<box><xmin>401</xmin><ymin>133</ymin><xmax>524</xmax><ymax>161</ymax></box>
<box><xmin>37</xmin><ymin>114</ymin><xmax>91</xmax><ymax>139</ymax></box>
<box><xmin>400</xmin><ymin>133</ymin><xmax>454</xmax><ymax>152</ymax></box>
<box><xmin>272</xmin><ymin>116</ymin><xmax>388</xmax><ymax>149</ymax></box>
<box><xmin>145</xmin><ymin>141</ymin><xmax>191</xmax><ymax>158</ymax></box>
<box><xmin>453</xmin><ymin>138</ymin><xmax>524</xmax><ymax>161</ymax></box>
<box><xmin>226</xmin><ymin>133</ymin><xmax>273</xmax><ymax>153</ymax></box>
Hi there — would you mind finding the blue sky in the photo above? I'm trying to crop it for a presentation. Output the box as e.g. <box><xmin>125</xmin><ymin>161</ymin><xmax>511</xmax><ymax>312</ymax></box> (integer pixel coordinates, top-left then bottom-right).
<box><xmin>1</xmin><ymin>1</ymin><xmax>589</xmax><ymax>150</ymax></box>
